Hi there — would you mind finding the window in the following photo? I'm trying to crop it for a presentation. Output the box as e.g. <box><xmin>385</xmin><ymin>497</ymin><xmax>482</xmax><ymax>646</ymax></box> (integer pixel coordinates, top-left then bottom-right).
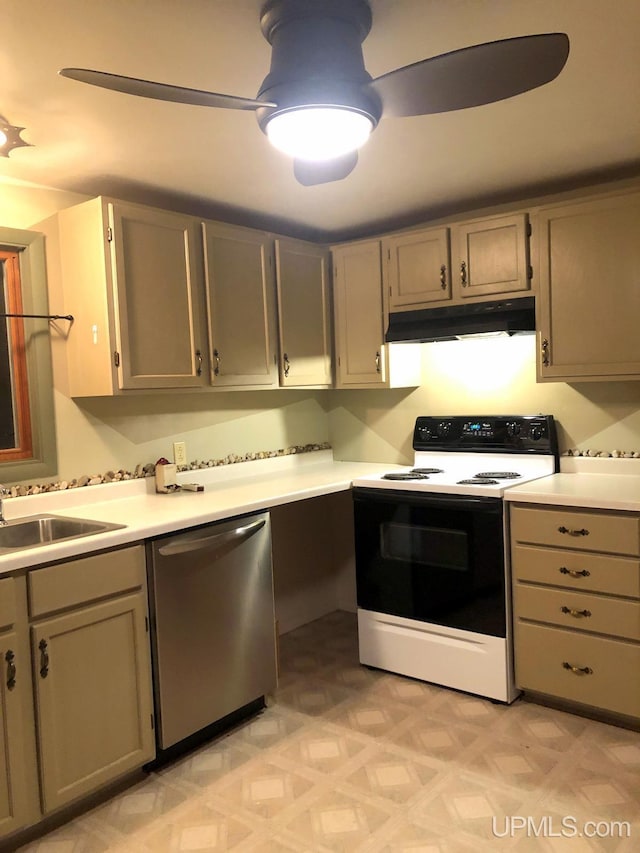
<box><xmin>1</xmin><ymin>248</ymin><xmax>33</xmax><ymax>460</ymax></box>
<box><xmin>0</xmin><ymin>227</ymin><xmax>57</xmax><ymax>484</ymax></box>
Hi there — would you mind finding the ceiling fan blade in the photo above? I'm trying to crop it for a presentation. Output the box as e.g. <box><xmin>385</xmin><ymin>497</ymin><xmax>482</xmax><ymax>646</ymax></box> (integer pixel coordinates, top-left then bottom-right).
<box><xmin>59</xmin><ymin>68</ymin><xmax>276</xmax><ymax>111</ymax></box>
<box><xmin>293</xmin><ymin>151</ymin><xmax>358</xmax><ymax>186</ymax></box>
<box><xmin>370</xmin><ymin>33</ymin><xmax>570</xmax><ymax>117</ymax></box>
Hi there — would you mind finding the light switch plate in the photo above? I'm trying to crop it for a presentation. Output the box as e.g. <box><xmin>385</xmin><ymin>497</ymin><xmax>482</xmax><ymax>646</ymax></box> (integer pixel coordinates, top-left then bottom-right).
<box><xmin>173</xmin><ymin>441</ymin><xmax>187</xmax><ymax>466</ymax></box>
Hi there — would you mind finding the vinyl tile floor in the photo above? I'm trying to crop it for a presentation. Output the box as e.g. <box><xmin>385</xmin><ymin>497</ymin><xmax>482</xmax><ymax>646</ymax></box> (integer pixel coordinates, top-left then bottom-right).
<box><xmin>17</xmin><ymin>611</ymin><xmax>640</xmax><ymax>852</ymax></box>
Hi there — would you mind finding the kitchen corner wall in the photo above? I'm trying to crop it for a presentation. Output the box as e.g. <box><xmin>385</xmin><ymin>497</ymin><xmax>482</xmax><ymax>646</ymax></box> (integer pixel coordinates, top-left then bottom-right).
<box><xmin>327</xmin><ymin>337</ymin><xmax>640</xmax><ymax>462</ymax></box>
<box><xmin>1</xmin><ymin>179</ymin><xmax>330</xmax><ymax>486</ymax></box>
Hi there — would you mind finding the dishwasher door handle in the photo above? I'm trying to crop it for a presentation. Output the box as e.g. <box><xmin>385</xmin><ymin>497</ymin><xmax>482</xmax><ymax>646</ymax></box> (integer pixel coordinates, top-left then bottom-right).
<box><xmin>157</xmin><ymin>517</ymin><xmax>266</xmax><ymax>557</ymax></box>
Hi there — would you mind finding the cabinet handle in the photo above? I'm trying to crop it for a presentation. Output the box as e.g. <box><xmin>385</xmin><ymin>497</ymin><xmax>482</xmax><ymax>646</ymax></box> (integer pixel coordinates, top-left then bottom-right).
<box><xmin>558</xmin><ymin>526</ymin><xmax>589</xmax><ymax>537</ymax></box>
<box><xmin>541</xmin><ymin>338</ymin><xmax>550</xmax><ymax>366</ymax></box>
<box><xmin>196</xmin><ymin>349</ymin><xmax>203</xmax><ymax>377</ymax></box>
<box><xmin>439</xmin><ymin>264</ymin><xmax>447</xmax><ymax>290</ymax></box>
<box><xmin>5</xmin><ymin>650</ymin><xmax>16</xmax><ymax>690</ymax></box>
<box><xmin>559</xmin><ymin>567</ymin><xmax>591</xmax><ymax>578</ymax></box>
<box><xmin>460</xmin><ymin>261</ymin><xmax>467</xmax><ymax>287</ymax></box>
<box><xmin>283</xmin><ymin>353</ymin><xmax>290</xmax><ymax>378</ymax></box>
<box><xmin>562</xmin><ymin>661</ymin><xmax>593</xmax><ymax>676</ymax></box>
<box><xmin>213</xmin><ymin>348</ymin><xmax>220</xmax><ymax>376</ymax></box>
<box><xmin>39</xmin><ymin>639</ymin><xmax>49</xmax><ymax>678</ymax></box>
<box><xmin>560</xmin><ymin>606</ymin><xmax>592</xmax><ymax>618</ymax></box>
<box><xmin>375</xmin><ymin>351</ymin><xmax>381</xmax><ymax>373</ymax></box>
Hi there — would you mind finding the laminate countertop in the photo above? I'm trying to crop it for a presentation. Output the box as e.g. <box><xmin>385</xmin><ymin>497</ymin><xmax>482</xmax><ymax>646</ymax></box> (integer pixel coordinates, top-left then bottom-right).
<box><xmin>504</xmin><ymin>457</ymin><xmax>640</xmax><ymax>512</ymax></box>
<box><xmin>0</xmin><ymin>451</ymin><xmax>398</xmax><ymax>575</ymax></box>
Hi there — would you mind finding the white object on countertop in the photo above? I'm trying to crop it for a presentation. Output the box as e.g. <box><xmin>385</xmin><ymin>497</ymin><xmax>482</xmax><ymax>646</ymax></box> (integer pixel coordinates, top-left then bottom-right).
<box><xmin>155</xmin><ymin>463</ymin><xmax>177</xmax><ymax>493</ymax></box>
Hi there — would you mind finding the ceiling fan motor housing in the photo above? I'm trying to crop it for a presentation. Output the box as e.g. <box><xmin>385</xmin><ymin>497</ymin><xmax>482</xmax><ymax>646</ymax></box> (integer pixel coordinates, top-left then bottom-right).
<box><xmin>256</xmin><ymin>0</ymin><xmax>382</xmax><ymax>131</ymax></box>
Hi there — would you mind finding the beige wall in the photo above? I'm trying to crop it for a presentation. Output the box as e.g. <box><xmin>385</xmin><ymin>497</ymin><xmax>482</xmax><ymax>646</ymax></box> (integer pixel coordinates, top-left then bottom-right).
<box><xmin>328</xmin><ymin>336</ymin><xmax>640</xmax><ymax>463</ymax></box>
<box><xmin>3</xmin><ymin>177</ymin><xmax>640</xmax><ymax>486</ymax></box>
<box><xmin>0</xmin><ymin>179</ymin><xmax>330</xmax><ymax>485</ymax></box>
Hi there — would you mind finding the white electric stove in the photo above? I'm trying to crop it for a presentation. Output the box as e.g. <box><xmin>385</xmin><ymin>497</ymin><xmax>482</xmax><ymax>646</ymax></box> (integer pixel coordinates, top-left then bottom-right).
<box><xmin>352</xmin><ymin>415</ymin><xmax>558</xmax><ymax>703</ymax></box>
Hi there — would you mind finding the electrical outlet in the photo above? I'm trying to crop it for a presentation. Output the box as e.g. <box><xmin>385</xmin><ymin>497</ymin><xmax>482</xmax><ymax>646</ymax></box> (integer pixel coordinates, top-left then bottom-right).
<box><xmin>173</xmin><ymin>441</ymin><xmax>187</xmax><ymax>467</ymax></box>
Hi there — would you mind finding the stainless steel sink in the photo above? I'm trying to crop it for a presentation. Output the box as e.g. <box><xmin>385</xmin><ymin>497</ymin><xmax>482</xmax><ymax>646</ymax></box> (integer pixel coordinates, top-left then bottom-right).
<box><xmin>0</xmin><ymin>514</ymin><xmax>125</xmax><ymax>552</ymax></box>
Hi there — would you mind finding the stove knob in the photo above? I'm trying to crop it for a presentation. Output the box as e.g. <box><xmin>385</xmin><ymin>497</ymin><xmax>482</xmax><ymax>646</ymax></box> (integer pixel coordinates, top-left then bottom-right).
<box><xmin>506</xmin><ymin>421</ymin><xmax>521</xmax><ymax>438</ymax></box>
<box><xmin>437</xmin><ymin>421</ymin><xmax>452</xmax><ymax>438</ymax></box>
<box><xmin>529</xmin><ymin>424</ymin><xmax>545</xmax><ymax>441</ymax></box>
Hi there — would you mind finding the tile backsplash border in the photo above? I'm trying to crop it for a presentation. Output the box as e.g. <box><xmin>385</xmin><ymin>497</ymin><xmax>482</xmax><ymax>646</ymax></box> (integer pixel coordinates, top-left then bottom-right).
<box><xmin>5</xmin><ymin>442</ymin><xmax>332</xmax><ymax>499</ymax></box>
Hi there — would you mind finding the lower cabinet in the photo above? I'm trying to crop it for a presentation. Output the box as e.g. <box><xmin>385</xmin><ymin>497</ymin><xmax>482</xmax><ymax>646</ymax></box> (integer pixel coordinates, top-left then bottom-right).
<box><xmin>0</xmin><ymin>545</ymin><xmax>155</xmax><ymax>845</ymax></box>
<box><xmin>510</xmin><ymin>503</ymin><xmax>640</xmax><ymax>723</ymax></box>
<box><xmin>0</xmin><ymin>576</ymin><xmax>39</xmax><ymax>839</ymax></box>
<box><xmin>32</xmin><ymin>591</ymin><xmax>154</xmax><ymax>813</ymax></box>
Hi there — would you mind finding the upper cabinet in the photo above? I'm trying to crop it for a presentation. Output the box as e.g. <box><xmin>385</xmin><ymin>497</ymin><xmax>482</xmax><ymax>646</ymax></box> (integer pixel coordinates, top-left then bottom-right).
<box><xmin>384</xmin><ymin>213</ymin><xmax>531</xmax><ymax>313</ymax></box>
<box><xmin>384</xmin><ymin>226</ymin><xmax>451</xmax><ymax>310</ymax></box>
<box><xmin>58</xmin><ymin>198</ymin><xmax>208</xmax><ymax>396</ymax></box>
<box><xmin>202</xmin><ymin>221</ymin><xmax>278</xmax><ymax>388</ymax></box>
<box><xmin>536</xmin><ymin>190</ymin><xmax>640</xmax><ymax>381</ymax></box>
<box><xmin>332</xmin><ymin>239</ymin><xmax>421</xmax><ymax>389</ymax></box>
<box><xmin>453</xmin><ymin>212</ymin><xmax>531</xmax><ymax>299</ymax></box>
<box><xmin>275</xmin><ymin>238</ymin><xmax>332</xmax><ymax>387</ymax></box>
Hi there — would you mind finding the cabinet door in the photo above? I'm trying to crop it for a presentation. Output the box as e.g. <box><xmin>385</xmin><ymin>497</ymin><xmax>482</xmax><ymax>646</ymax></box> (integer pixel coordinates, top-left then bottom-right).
<box><xmin>109</xmin><ymin>202</ymin><xmax>208</xmax><ymax>390</ymax></box>
<box><xmin>0</xmin><ymin>577</ymin><xmax>38</xmax><ymax>840</ymax></box>
<box><xmin>333</xmin><ymin>240</ymin><xmax>386</xmax><ymax>386</ymax></box>
<box><xmin>202</xmin><ymin>222</ymin><xmax>278</xmax><ymax>387</ymax></box>
<box><xmin>0</xmin><ymin>629</ymin><xmax>33</xmax><ymax>837</ymax></box>
<box><xmin>537</xmin><ymin>191</ymin><xmax>640</xmax><ymax>380</ymax></box>
<box><xmin>332</xmin><ymin>240</ymin><xmax>422</xmax><ymax>389</ymax></box>
<box><xmin>32</xmin><ymin>592</ymin><xmax>154</xmax><ymax>813</ymax></box>
<box><xmin>385</xmin><ymin>227</ymin><xmax>450</xmax><ymax>309</ymax></box>
<box><xmin>275</xmin><ymin>238</ymin><xmax>332</xmax><ymax>387</ymax></box>
<box><xmin>455</xmin><ymin>213</ymin><xmax>530</xmax><ymax>298</ymax></box>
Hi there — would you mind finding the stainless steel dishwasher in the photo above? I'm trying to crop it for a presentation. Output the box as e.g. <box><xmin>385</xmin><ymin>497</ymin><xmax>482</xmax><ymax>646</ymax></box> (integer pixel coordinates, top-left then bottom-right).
<box><xmin>146</xmin><ymin>511</ymin><xmax>277</xmax><ymax>756</ymax></box>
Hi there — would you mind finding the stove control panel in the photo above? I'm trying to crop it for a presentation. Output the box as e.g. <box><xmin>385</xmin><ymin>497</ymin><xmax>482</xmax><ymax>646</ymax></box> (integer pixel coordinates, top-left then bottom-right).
<box><xmin>413</xmin><ymin>415</ymin><xmax>558</xmax><ymax>455</ymax></box>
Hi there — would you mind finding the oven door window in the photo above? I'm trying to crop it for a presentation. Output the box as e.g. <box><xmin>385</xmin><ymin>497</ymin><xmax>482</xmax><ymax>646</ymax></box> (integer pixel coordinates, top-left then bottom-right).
<box><xmin>354</xmin><ymin>491</ymin><xmax>506</xmax><ymax>637</ymax></box>
<box><xmin>381</xmin><ymin>522</ymin><xmax>468</xmax><ymax>570</ymax></box>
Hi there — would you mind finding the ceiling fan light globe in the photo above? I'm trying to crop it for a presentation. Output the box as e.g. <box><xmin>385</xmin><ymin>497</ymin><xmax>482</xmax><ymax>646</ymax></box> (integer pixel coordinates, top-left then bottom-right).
<box><xmin>0</xmin><ymin>129</ymin><xmax>8</xmax><ymax>148</ymax></box>
<box><xmin>265</xmin><ymin>106</ymin><xmax>373</xmax><ymax>161</ymax></box>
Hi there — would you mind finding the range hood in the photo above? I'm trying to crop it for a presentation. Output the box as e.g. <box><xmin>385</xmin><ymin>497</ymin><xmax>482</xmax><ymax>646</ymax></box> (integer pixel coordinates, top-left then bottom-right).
<box><xmin>385</xmin><ymin>297</ymin><xmax>536</xmax><ymax>343</ymax></box>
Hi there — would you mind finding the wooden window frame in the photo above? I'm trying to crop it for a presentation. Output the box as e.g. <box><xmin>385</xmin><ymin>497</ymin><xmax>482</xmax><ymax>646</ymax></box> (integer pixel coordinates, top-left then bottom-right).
<box><xmin>1</xmin><ymin>248</ymin><xmax>34</xmax><ymax>461</ymax></box>
<box><xmin>0</xmin><ymin>227</ymin><xmax>57</xmax><ymax>484</ymax></box>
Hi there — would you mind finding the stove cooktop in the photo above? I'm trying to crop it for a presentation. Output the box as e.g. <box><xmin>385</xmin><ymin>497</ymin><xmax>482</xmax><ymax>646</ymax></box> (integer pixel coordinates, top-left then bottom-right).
<box><xmin>352</xmin><ymin>415</ymin><xmax>558</xmax><ymax>497</ymax></box>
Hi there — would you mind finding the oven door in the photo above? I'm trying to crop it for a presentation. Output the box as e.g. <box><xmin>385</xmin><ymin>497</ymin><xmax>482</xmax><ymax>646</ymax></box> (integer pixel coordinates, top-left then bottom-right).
<box><xmin>353</xmin><ymin>487</ymin><xmax>506</xmax><ymax>637</ymax></box>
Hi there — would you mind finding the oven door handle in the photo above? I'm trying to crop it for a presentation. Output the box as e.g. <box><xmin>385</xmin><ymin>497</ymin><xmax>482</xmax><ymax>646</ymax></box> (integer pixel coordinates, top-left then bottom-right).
<box><xmin>352</xmin><ymin>487</ymin><xmax>503</xmax><ymax>513</ymax></box>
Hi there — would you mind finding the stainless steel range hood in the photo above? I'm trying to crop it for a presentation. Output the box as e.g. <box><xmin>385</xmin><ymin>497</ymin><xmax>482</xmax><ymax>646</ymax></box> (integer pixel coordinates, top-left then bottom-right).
<box><xmin>385</xmin><ymin>297</ymin><xmax>536</xmax><ymax>343</ymax></box>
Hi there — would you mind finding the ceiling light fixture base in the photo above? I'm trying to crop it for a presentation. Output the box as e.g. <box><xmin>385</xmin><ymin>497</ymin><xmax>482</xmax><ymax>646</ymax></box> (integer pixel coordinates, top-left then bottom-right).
<box><xmin>256</xmin><ymin>0</ymin><xmax>380</xmax><ymax>160</ymax></box>
<box><xmin>0</xmin><ymin>115</ymin><xmax>32</xmax><ymax>157</ymax></box>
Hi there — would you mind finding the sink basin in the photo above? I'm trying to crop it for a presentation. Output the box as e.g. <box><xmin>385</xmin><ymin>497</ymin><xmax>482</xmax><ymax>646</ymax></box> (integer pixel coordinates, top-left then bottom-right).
<box><xmin>0</xmin><ymin>514</ymin><xmax>125</xmax><ymax>552</ymax></box>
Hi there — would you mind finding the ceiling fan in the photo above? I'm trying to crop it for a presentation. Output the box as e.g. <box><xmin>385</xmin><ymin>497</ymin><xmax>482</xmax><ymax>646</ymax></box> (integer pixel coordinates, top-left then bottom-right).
<box><xmin>59</xmin><ymin>0</ymin><xmax>570</xmax><ymax>186</ymax></box>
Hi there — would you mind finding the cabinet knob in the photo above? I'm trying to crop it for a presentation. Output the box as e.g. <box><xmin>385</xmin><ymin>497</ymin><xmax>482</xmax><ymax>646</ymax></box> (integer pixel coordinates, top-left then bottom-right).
<box><xmin>39</xmin><ymin>638</ymin><xmax>49</xmax><ymax>678</ymax></box>
<box><xmin>5</xmin><ymin>649</ymin><xmax>16</xmax><ymax>691</ymax></box>
<box><xmin>560</xmin><ymin>606</ymin><xmax>592</xmax><ymax>618</ymax></box>
<box><xmin>559</xmin><ymin>567</ymin><xmax>591</xmax><ymax>578</ymax></box>
<box><xmin>196</xmin><ymin>349</ymin><xmax>203</xmax><ymax>377</ymax></box>
<box><xmin>558</xmin><ymin>526</ymin><xmax>589</xmax><ymax>537</ymax></box>
<box><xmin>460</xmin><ymin>261</ymin><xmax>467</xmax><ymax>287</ymax></box>
<box><xmin>283</xmin><ymin>353</ymin><xmax>291</xmax><ymax>378</ymax></box>
<box><xmin>213</xmin><ymin>348</ymin><xmax>220</xmax><ymax>376</ymax></box>
<box><xmin>541</xmin><ymin>337</ymin><xmax>550</xmax><ymax>367</ymax></box>
<box><xmin>375</xmin><ymin>351</ymin><xmax>381</xmax><ymax>373</ymax></box>
<box><xmin>440</xmin><ymin>265</ymin><xmax>447</xmax><ymax>290</ymax></box>
<box><xmin>562</xmin><ymin>661</ymin><xmax>593</xmax><ymax>676</ymax></box>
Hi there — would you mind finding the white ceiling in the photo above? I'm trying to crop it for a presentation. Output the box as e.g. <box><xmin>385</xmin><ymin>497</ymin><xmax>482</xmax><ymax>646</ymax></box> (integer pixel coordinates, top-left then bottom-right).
<box><xmin>3</xmin><ymin>0</ymin><xmax>640</xmax><ymax>239</ymax></box>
